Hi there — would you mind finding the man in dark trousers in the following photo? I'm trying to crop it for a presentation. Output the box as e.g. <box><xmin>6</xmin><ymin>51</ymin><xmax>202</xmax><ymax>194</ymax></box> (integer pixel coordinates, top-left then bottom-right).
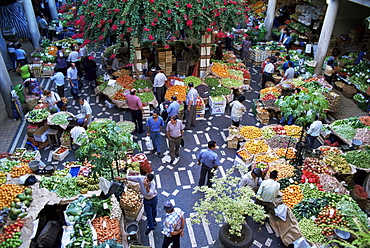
<box><xmin>126</xmin><ymin>89</ymin><xmax>144</xmax><ymax>134</ymax></box>
<box><xmin>161</xmin><ymin>201</ymin><xmax>185</xmax><ymax>248</ymax></box>
<box><xmin>197</xmin><ymin>141</ymin><xmax>220</xmax><ymax>187</ymax></box>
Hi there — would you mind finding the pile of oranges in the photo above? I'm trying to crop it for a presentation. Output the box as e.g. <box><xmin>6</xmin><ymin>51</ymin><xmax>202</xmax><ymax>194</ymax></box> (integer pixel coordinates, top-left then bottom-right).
<box><xmin>281</xmin><ymin>185</ymin><xmax>304</xmax><ymax>209</ymax></box>
<box><xmin>0</xmin><ymin>184</ymin><xmax>25</xmax><ymax>209</ymax></box>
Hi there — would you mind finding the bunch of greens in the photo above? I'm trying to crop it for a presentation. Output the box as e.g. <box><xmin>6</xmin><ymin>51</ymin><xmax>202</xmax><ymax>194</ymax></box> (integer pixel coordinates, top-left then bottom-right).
<box><xmin>50</xmin><ymin>113</ymin><xmax>70</xmax><ymax>125</ymax></box>
<box><xmin>184</xmin><ymin>76</ymin><xmax>202</xmax><ymax>87</ymax></box>
<box><xmin>133</xmin><ymin>79</ymin><xmax>152</xmax><ymax>90</ymax></box>
<box><xmin>26</xmin><ymin>109</ymin><xmax>49</xmax><ymax>122</ymax></box>
<box><xmin>210</xmin><ymin>85</ymin><xmax>231</xmax><ymax>97</ymax></box>
<box><xmin>204</xmin><ymin>77</ymin><xmax>220</xmax><ymax>88</ymax></box>
<box><xmin>137</xmin><ymin>92</ymin><xmax>155</xmax><ymax>103</ymax></box>
<box><xmin>344</xmin><ymin>150</ymin><xmax>370</xmax><ymax>169</ymax></box>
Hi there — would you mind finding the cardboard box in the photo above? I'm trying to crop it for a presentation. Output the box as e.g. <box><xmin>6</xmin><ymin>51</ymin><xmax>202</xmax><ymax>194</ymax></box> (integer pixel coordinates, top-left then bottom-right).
<box><xmin>124</xmin><ymin>201</ymin><xmax>144</xmax><ymax>221</ymax></box>
<box><xmin>228</xmin><ymin>139</ymin><xmax>238</xmax><ymax>149</ymax></box>
<box><xmin>210</xmin><ymin>107</ymin><xmax>225</xmax><ymax>115</ymax></box>
<box><xmin>33</xmin><ymin>125</ymin><xmax>50</xmax><ymax>142</ymax></box>
<box><xmin>52</xmin><ymin>146</ymin><xmax>70</xmax><ymax>161</ymax></box>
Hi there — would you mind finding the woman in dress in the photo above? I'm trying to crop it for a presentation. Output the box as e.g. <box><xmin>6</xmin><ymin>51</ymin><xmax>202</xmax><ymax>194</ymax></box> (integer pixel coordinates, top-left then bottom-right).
<box><xmin>241</xmin><ymin>37</ymin><xmax>252</xmax><ymax>65</ymax></box>
<box><xmin>83</xmin><ymin>55</ymin><xmax>98</xmax><ymax>89</ymax></box>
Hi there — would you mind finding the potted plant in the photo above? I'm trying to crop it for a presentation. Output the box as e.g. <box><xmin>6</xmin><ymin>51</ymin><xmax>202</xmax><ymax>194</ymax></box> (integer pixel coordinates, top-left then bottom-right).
<box><xmin>191</xmin><ymin>167</ymin><xmax>267</xmax><ymax>248</ymax></box>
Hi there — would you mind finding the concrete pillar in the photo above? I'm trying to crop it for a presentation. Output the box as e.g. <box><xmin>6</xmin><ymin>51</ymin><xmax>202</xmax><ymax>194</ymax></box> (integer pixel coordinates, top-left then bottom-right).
<box><xmin>0</xmin><ymin>52</ymin><xmax>14</xmax><ymax>119</ymax></box>
<box><xmin>314</xmin><ymin>0</ymin><xmax>340</xmax><ymax>75</ymax></box>
<box><xmin>23</xmin><ymin>0</ymin><xmax>41</xmax><ymax>48</ymax></box>
<box><xmin>48</xmin><ymin>0</ymin><xmax>59</xmax><ymax>20</ymax></box>
<box><xmin>264</xmin><ymin>0</ymin><xmax>277</xmax><ymax>40</ymax></box>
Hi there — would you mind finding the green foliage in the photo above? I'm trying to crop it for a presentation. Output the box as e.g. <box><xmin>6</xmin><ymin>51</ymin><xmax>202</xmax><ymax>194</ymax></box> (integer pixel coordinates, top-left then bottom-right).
<box><xmin>76</xmin><ymin>119</ymin><xmax>140</xmax><ymax>180</ymax></box>
<box><xmin>328</xmin><ymin>218</ymin><xmax>370</xmax><ymax>248</ymax></box>
<box><xmin>191</xmin><ymin>167</ymin><xmax>267</xmax><ymax>237</ymax></box>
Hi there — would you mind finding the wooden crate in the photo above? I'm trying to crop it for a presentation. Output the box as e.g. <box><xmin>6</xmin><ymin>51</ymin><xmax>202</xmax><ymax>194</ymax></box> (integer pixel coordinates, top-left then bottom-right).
<box><xmin>257</xmin><ymin>113</ymin><xmax>269</xmax><ymax>125</ymax></box>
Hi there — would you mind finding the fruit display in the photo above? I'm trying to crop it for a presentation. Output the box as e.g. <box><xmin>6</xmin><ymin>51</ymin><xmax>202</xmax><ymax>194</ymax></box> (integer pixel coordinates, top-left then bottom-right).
<box><xmin>281</xmin><ymin>185</ymin><xmax>304</xmax><ymax>209</ymax></box>
<box><xmin>165</xmin><ymin>85</ymin><xmax>187</xmax><ymax>101</ymax></box>
<box><xmin>284</xmin><ymin>125</ymin><xmax>303</xmax><ymax>138</ymax></box>
<box><xmin>266</xmin><ymin>135</ymin><xmax>296</xmax><ymax>149</ymax></box>
<box><xmin>293</xmin><ymin>198</ymin><xmax>328</xmax><ymax>221</ymax></box>
<box><xmin>261</xmin><ymin>127</ymin><xmax>276</xmax><ymax>139</ymax></box>
<box><xmin>0</xmin><ymin>219</ymin><xmax>24</xmax><ymax>247</ymax></box>
<box><xmin>317</xmin><ymin>174</ymin><xmax>349</xmax><ymax>195</ymax></box>
<box><xmin>211</xmin><ymin>63</ymin><xmax>229</xmax><ymax>77</ymax></box>
<box><xmin>0</xmin><ymin>184</ymin><xmax>24</xmax><ymax>209</ymax></box>
<box><xmin>254</xmin><ymin>153</ymin><xmax>279</xmax><ymax>163</ymax></box>
<box><xmin>184</xmin><ymin>76</ymin><xmax>202</xmax><ymax>88</ymax></box>
<box><xmin>315</xmin><ymin>206</ymin><xmax>347</xmax><ymax>236</ymax></box>
<box><xmin>112</xmin><ymin>89</ymin><xmax>126</xmax><ymax>101</ymax></box>
<box><xmin>237</xmin><ymin>149</ymin><xmax>253</xmax><ymax>161</ymax></box>
<box><xmin>54</xmin><ymin>146</ymin><xmax>68</xmax><ymax>155</ymax></box>
<box><xmin>298</xmin><ymin>218</ymin><xmax>327</xmax><ymax>245</ymax></box>
<box><xmin>8</xmin><ymin>188</ymin><xmax>33</xmax><ymax>220</ymax></box>
<box><xmin>301</xmin><ymin>170</ymin><xmax>323</xmax><ymax>190</ymax></box>
<box><xmin>302</xmin><ymin>157</ymin><xmax>330</xmax><ymax>175</ymax></box>
<box><xmin>239</xmin><ymin>126</ymin><xmax>262</xmax><ymax>139</ymax></box>
<box><xmin>137</xmin><ymin>91</ymin><xmax>155</xmax><ymax>103</ymax></box>
<box><xmin>20</xmin><ymin>152</ymin><xmax>39</xmax><ymax>163</ymax></box>
<box><xmin>0</xmin><ymin>172</ymin><xmax>6</xmax><ymax>185</ymax></box>
<box><xmin>9</xmin><ymin>163</ymin><xmax>33</xmax><ymax>178</ymax></box>
<box><xmin>324</xmin><ymin>155</ymin><xmax>351</xmax><ymax>174</ymax></box>
<box><xmin>271</xmin><ymin>125</ymin><xmax>286</xmax><ymax>135</ymax></box>
<box><xmin>260</xmin><ymin>87</ymin><xmax>281</xmax><ymax>99</ymax></box>
<box><xmin>195</xmin><ymin>84</ymin><xmax>210</xmax><ymax>98</ymax></box>
<box><xmin>275</xmin><ymin>148</ymin><xmax>296</xmax><ymax>159</ymax></box>
<box><xmin>12</xmin><ymin>148</ymin><xmax>26</xmax><ymax>158</ymax></box>
<box><xmin>268</xmin><ymin>162</ymin><xmax>294</xmax><ymax>180</ymax></box>
<box><xmin>227</xmin><ymin>69</ymin><xmax>243</xmax><ymax>81</ymax></box>
<box><xmin>0</xmin><ymin>161</ymin><xmax>20</xmax><ymax>172</ymax></box>
<box><xmin>245</xmin><ymin>140</ymin><xmax>268</xmax><ymax>154</ymax></box>
<box><xmin>359</xmin><ymin>116</ymin><xmax>370</xmax><ymax>126</ymax></box>
<box><xmin>120</xmin><ymin>188</ymin><xmax>141</xmax><ymax>212</ymax></box>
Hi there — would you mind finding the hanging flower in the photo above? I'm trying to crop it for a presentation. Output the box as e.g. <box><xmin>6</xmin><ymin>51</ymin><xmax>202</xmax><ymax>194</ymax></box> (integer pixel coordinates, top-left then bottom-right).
<box><xmin>83</xmin><ymin>0</ymin><xmax>88</xmax><ymax>3</ymax></box>
<box><xmin>164</xmin><ymin>44</ymin><xmax>170</xmax><ymax>49</ymax></box>
<box><xmin>96</xmin><ymin>24</ymin><xmax>102</xmax><ymax>28</ymax></box>
<box><xmin>186</xmin><ymin>4</ymin><xmax>192</xmax><ymax>8</ymax></box>
<box><xmin>149</xmin><ymin>0</ymin><xmax>154</xmax><ymax>3</ymax></box>
<box><xmin>127</xmin><ymin>27</ymin><xmax>133</xmax><ymax>32</ymax></box>
<box><xmin>107</xmin><ymin>19</ymin><xmax>113</xmax><ymax>23</ymax></box>
<box><xmin>100</xmin><ymin>19</ymin><xmax>106</xmax><ymax>25</ymax></box>
<box><xmin>71</xmin><ymin>34</ymin><xmax>78</xmax><ymax>39</ymax></box>
<box><xmin>167</xmin><ymin>17</ymin><xmax>172</xmax><ymax>20</ymax></box>
<box><xmin>110</xmin><ymin>54</ymin><xmax>116</xmax><ymax>59</ymax></box>
<box><xmin>82</xmin><ymin>39</ymin><xmax>91</xmax><ymax>46</ymax></box>
<box><xmin>148</xmin><ymin>34</ymin><xmax>155</xmax><ymax>40</ymax></box>
<box><xmin>186</xmin><ymin>20</ymin><xmax>193</xmax><ymax>26</ymax></box>
<box><xmin>107</xmin><ymin>11</ymin><xmax>112</xmax><ymax>15</ymax></box>
<box><xmin>202</xmin><ymin>7</ymin><xmax>206</xmax><ymax>10</ymax></box>
<box><xmin>97</xmin><ymin>3</ymin><xmax>102</xmax><ymax>7</ymax></box>
<box><xmin>167</xmin><ymin>9</ymin><xmax>172</xmax><ymax>14</ymax></box>
<box><xmin>153</xmin><ymin>18</ymin><xmax>158</xmax><ymax>22</ymax></box>
<box><xmin>151</xmin><ymin>22</ymin><xmax>156</xmax><ymax>26</ymax></box>
<box><xmin>111</xmin><ymin>25</ymin><xmax>118</xmax><ymax>31</ymax></box>
<box><xmin>143</xmin><ymin>27</ymin><xmax>150</xmax><ymax>31</ymax></box>
<box><xmin>157</xmin><ymin>12</ymin><xmax>162</xmax><ymax>17</ymax></box>
<box><xmin>206</xmin><ymin>28</ymin><xmax>212</xmax><ymax>32</ymax></box>
<box><xmin>175</xmin><ymin>4</ymin><xmax>179</xmax><ymax>7</ymax></box>
<box><xmin>98</xmin><ymin>35</ymin><xmax>104</xmax><ymax>41</ymax></box>
<box><xmin>114</xmin><ymin>9</ymin><xmax>120</xmax><ymax>13</ymax></box>
<box><xmin>152</xmin><ymin>42</ymin><xmax>157</xmax><ymax>45</ymax></box>
<box><xmin>90</xmin><ymin>12</ymin><xmax>95</xmax><ymax>16</ymax></box>
<box><xmin>120</xmin><ymin>20</ymin><xmax>125</xmax><ymax>25</ymax></box>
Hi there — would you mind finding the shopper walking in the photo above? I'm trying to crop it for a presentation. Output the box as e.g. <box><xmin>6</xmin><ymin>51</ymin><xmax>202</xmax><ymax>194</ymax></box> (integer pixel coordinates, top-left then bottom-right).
<box><xmin>15</xmin><ymin>44</ymin><xmax>27</xmax><ymax>65</ymax></box>
<box><xmin>185</xmin><ymin>83</ymin><xmax>198</xmax><ymax>129</ymax></box>
<box><xmin>67</xmin><ymin>63</ymin><xmax>79</xmax><ymax>100</ymax></box>
<box><xmin>306</xmin><ymin>115</ymin><xmax>323</xmax><ymax>148</ymax></box>
<box><xmin>50</xmin><ymin>68</ymin><xmax>65</xmax><ymax>97</ymax></box>
<box><xmin>197</xmin><ymin>141</ymin><xmax>220</xmax><ymax>187</ymax></box>
<box><xmin>83</xmin><ymin>55</ymin><xmax>98</xmax><ymax>89</ymax></box>
<box><xmin>68</xmin><ymin>47</ymin><xmax>82</xmax><ymax>77</ymax></box>
<box><xmin>282</xmin><ymin>61</ymin><xmax>294</xmax><ymax>82</ymax></box>
<box><xmin>153</xmin><ymin>70</ymin><xmax>167</xmax><ymax>104</ymax></box>
<box><xmin>165</xmin><ymin>96</ymin><xmax>180</xmax><ymax>120</ymax></box>
<box><xmin>56</xmin><ymin>47</ymin><xmax>68</xmax><ymax>75</ymax></box>
<box><xmin>37</xmin><ymin>15</ymin><xmax>49</xmax><ymax>39</ymax></box>
<box><xmin>6</xmin><ymin>39</ymin><xmax>17</xmax><ymax>70</ymax></box>
<box><xmin>116</xmin><ymin>174</ymin><xmax>158</xmax><ymax>235</ymax></box>
<box><xmin>126</xmin><ymin>89</ymin><xmax>145</xmax><ymax>134</ymax></box>
<box><xmin>70</xmin><ymin>122</ymin><xmax>86</xmax><ymax>150</ymax></box>
<box><xmin>166</xmin><ymin>115</ymin><xmax>184</xmax><ymax>163</ymax></box>
<box><xmin>229</xmin><ymin>96</ymin><xmax>246</xmax><ymax>127</ymax></box>
<box><xmin>146</xmin><ymin>110</ymin><xmax>165</xmax><ymax>158</ymax></box>
<box><xmin>16</xmin><ymin>60</ymin><xmax>31</xmax><ymax>81</ymax></box>
<box><xmin>256</xmin><ymin>170</ymin><xmax>280</xmax><ymax>214</ymax></box>
<box><xmin>241</xmin><ymin>37</ymin><xmax>252</xmax><ymax>64</ymax></box>
<box><xmin>161</xmin><ymin>201</ymin><xmax>185</xmax><ymax>248</ymax></box>
<box><xmin>239</xmin><ymin>168</ymin><xmax>262</xmax><ymax>192</ymax></box>
<box><xmin>261</xmin><ymin>57</ymin><xmax>275</xmax><ymax>89</ymax></box>
<box><xmin>76</xmin><ymin>97</ymin><xmax>92</xmax><ymax>126</ymax></box>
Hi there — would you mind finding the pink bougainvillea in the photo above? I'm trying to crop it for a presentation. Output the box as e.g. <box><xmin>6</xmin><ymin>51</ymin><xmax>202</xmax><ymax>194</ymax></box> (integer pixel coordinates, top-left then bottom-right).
<box><xmin>127</xmin><ymin>27</ymin><xmax>133</xmax><ymax>32</ymax></box>
<box><xmin>166</xmin><ymin>9</ymin><xmax>172</xmax><ymax>14</ymax></box>
<box><xmin>98</xmin><ymin>35</ymin><xmax>104</xmax><ymax>40</ymax></box>
<box><xmin>143</xmin><ymin>27</ymin><xmax>150</xmax><ymax>31</ymax></box>
<box><xmin>186</xmin><ymin>4</ymin><xmax>192</xmax><ymax>8</ymax></box>
<box><xmin>148</xmin><ymin>34</ymin><xmax>155</xmax><ymax>40</ymax></box>
<box><xmin>97</xmin><ymin>3</ymin><xmax>102</xmax><ymax>7</ymax></box>
<box><xmin>186</xmin><ymin>20</ymin><xmax>193</xmax><ymax>26</ymax></box>
<box><xmin>111</xmin><ymin>25</ymin><xmax>118</xmax><ymax>31</ymax></box>
<box><xmin>114</xmin><ymin>9</ymin><xmax>120</xmax><ymax>13</ymax></box>
<box><xmin>110</xmin><ymin>54</ymin><xmax>116</xmax><ymax>59</ymax></box>
<box><xmin>90</xmin><ymin>12</ymin><xmax>95</xmax><ymax>16</ymax></box>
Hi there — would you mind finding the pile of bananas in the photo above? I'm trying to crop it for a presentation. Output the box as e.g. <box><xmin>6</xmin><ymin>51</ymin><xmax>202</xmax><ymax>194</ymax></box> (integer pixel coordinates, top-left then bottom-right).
<box><xmin>77</xmin><ymin>176</ymin><xmax>100</xmax><ymax>191</ymax></box>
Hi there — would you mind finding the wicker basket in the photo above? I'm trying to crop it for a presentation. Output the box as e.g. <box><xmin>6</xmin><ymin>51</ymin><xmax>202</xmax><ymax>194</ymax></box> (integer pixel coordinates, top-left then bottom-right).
<box><xmin>342</xmin><ymin>91</ymin><xmax>356</xmax><ymax>99</ymax></box>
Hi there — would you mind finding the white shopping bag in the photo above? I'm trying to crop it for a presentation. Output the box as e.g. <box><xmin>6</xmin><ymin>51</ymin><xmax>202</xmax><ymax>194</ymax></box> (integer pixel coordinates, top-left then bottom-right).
<box><xmin>145</xmin><ymin>136</ymin><xmax>154</xmax><ymax>150</ymax></box>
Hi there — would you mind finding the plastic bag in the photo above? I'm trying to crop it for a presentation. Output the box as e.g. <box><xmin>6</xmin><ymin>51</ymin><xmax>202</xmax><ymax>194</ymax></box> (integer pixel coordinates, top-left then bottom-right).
<box><xmin>145</xmin><ymin>136</ymin><xmax>154</xmax><ymax>150</ymax></box>
<box><xmin>274</xmin><ymin>204</ymin><xmax>288</xmax><ymax>221</ymax></box>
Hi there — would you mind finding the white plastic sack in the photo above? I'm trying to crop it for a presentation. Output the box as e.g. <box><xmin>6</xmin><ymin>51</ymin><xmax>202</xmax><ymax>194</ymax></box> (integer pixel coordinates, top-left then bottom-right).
<box><xmin>274</xmin><ymin>204</ymin><xmax>288</xmax><ymax>221</ymax></box>
<box><xmin>99</xmin><ymin>177</ymin><xmax>110</xmax><ymax>195</ymax></box>
<box><xmin>292</xmin><ymin>236</ymin><xmax>311</xmax><ymax>248</ymax></box>
<box><xmin>145</xmin><ymin>136</ymin><xmax>154</xmax><ymax>150</ymax></box>
<box><xmin>61</xmin><ymin>225</ymin><xmax>74</xmax><ymax>248</ymax></box>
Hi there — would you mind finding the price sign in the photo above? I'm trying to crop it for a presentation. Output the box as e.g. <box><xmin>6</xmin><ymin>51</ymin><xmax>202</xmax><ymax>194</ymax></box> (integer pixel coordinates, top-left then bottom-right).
<box><xmin>102</xmin><ymin>221</ymin><xmax>107</xmax><ymax>228</ymax></box>
<box><xmin>289</xmin><ymin>178</ymin><xmax>294</xmax><ymax>184</ymax></box>
<box><xmin>329</xmin><ymin>208</ymin><xmax>335</xmax><ymax>216</ymax></box>
<box><xmin>103</xmin><ymin>202</ymin><xmax>109</xmax><ymax>209</ymax></box>
<box><xmin>334</xmin><ymin>188</ymin><xmax>340</xmax><ymax>192</ymax></box>
<box><xmin>310</xmin><ymin>184</ymin><xmax>315</xmax><ymax>189</ymax></box>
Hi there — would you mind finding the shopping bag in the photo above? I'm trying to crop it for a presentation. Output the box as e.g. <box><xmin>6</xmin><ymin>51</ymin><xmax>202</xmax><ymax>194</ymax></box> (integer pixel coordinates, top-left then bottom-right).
<box><xmin>145</xmin><ymin>136</ymin><xmax>154</xmax><ymax>150</ymax></box>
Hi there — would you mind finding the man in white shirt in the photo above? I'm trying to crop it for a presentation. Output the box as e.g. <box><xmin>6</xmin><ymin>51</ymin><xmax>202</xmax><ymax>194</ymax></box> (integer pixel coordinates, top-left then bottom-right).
<box><xmin>50</xmin><ymin>68</ymin><xmax>65</xmax><ymax>97</ymax></box>
<box><xmin>261</xmin><ymin>57</ymin><xmax>275</xmax><ymax>89</ymax></box>
<box><xmin>70</xmin><ymin>122</ymin><xmax>86</xmax><ymax>149</ymax></box>
<box><xmin>153</xmin><ymin>70</ymin><xmax>167</xmax><ymax>104</ymax></box>
<box><xmin>239</xmin><ymin>168</ymin><xmax>262</xmax><ymax>192</ymax></box>
<box><xmin>76</xmin><ymin>97</ymin><xmax>92</xmax><ymax>126</ymax></box>
<box><xmin>282</xmin><ymin>61</ymin><xmax>294</xmax><ymax>82</ymax></box>
<box><xmin>67</xmin><ymin>63</ymin><xmax>79</xmax><ymax>99</ymax></box>
<box><xmin>68</xmin><ymin>47</ymin><xmax>81</xmax><ymax>77</ymax></box>
<box><xmin>306</xmin><ymin>115</ymin><xmax>323</xmax><ymax>148</ymax></box>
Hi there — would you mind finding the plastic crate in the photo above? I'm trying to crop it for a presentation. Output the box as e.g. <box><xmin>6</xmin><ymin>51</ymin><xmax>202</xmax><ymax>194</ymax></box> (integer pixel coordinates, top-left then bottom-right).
<box><xmin>52</xmin><ymin>146</ymin><xmax>69</xmax><ymax>161</ymax></box>
<box><xmin>69</xmin><ymin>166</ymin><xmax>80</xmax><ymax>177</ymax></box>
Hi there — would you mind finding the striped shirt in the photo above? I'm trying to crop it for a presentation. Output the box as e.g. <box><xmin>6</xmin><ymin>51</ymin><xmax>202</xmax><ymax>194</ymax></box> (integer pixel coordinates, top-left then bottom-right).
<box><xmin>256</xmin><ymin>179</ymin><xmax>280</xmax><ymax>203</ymax></box>
<box><xmin>263</xmin><ymin>63</ymin><xmax>274</xmax><ymax>74</ymax></box>
<box><xmin>186</xmin><ymin>88</ymin><xmax>198</xmax><ymax>106</ymax></box>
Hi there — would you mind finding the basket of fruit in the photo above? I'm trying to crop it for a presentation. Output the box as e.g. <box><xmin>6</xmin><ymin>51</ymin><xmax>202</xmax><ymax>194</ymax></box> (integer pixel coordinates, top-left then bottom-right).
<box><xmin>236</xmin><ymin>148</ymin><xmax>254</xmax><ymax>164</ymax></box>
<box><xmin>253</xmin><ymin>161</ymin><xmax>269</xmax><ymax>172</ymax></box>
<box><xmin>52</xmin><ymin>146</ymin><xmax>69</xmax><ymax>161</ymax></box>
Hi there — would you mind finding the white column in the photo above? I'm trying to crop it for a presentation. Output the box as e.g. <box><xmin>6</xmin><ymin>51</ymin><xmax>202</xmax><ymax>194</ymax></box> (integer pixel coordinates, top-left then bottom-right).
<box><xmin>264</xmin><ymin>0</ymin><xmax>277</xmax><ymax>40</ymax></box>
<box><xmin>23</xmin><ymin>0</ymin><xmax>41</xmax><ymax>48</ymax></box>
<box><xmin>314</xmin><ymin>0</ymin><xmax>340</xmax><ymax>75</ymax></box>
<box><xmin>0</xmin><ymin>52</ymin><xmax>15</xmax><ymax>118</ymax></box>
<box><xmin>48</xmin><ymin>0</ymin><xmax>59</xmax><ymax>20</ymax></box>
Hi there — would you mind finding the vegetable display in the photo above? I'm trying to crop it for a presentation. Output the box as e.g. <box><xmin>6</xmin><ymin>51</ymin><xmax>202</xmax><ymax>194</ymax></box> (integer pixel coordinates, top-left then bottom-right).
<box><xmin>117</xmin><ymin>121</ymin><xmax>136</xmax><ymax>133</ymax></box>
<box><xmin>227</xmin><ymin>69</ymin><xmax>243</xmax><ymax>81</ymax></box>
<box><xmin>315</xmin><ymin>206</ymin><xmax>347</xmax><ymax>236</ymax></box>
<box><xmin>211</xmin><ymin>63</ymin><xmax>229</xmax><ymax>77</ymax></box>
<box><xmin>267</xmin><ymin>162</ymin><xmax>294</xmax><ymax>180</ymax></box>
<box><xmin>50</xmin><ymin>113</ymin><xmax>70</xmax><ymax>125</ymax></box>
<box><xmin>324</xmin><ymin>155</ymin><xmax>351</xmax><ymax>174</ymax></box>
<box><xmin>0</xmin><ymin>219</ymin><xmax>24</xmax><ymax>247</ymax></box>
<box><xmin>281</xmin><ymin>185</ymin><xmax>304</xmax><ymax>209</ymax></box>
<box><xmin>133</xmin><ymin>79</ymin><xmax>152</xmax><ymax>90</ymax></box>
<box><xmin>195</xmin><ymin>84</ymin><xmax>210</xmax><ymax>98</ymax></box>
<box><xmin>115</xmin><ymin>75</ymin><xmax>134</xmax><ymax>88</ymax></box>
<box><xmin>331</xmin><ymin>125</ymin><xmax>356</xmax><ymax>140</ymax></box>
<box><xmin>293</xmin><ymin>198</ymin><xmax>328</xmax><ymax>221</ymax></box>
<box><xmin>245</xmin><ymin>140</ymin><xmax>268</xmax><ymax>154</ymax></box>
<box><xmin>221</xmin><ymin>78</ymin><xmax>243</xmax><ymax>88</ymax></box>
<box><xmin>165</xmin><ymin>85</ymin><xmax>187</xmax><ymax>101</ymax></box>
<box><xmin>359</xmin><ymin>116</ymin><xmax>370</xmax><ymax>126</ymax></box>
<box><xmin>209</xmin><ymin>85</ymin><xmax>232</xmax><ymax>97</ymax></box>
<box><xmin>298</xmin><ymin>218</ymin><xmax>327</xmax><ymax>245</ymax></box>
<box><xmin>26</xmin><ymin>109</ymin><xmax>49</xmax><ymax>122</ymax></box>
<box><xmin>344</xmin><ymin>150</ymin><xmax>370</xmax><ymax>169</ymax></box>
<box><xmin>9</xmin><ymin>163</ymin><xmax>33</xmax><ymax>178</ymax></box>
<box><xmin>92</xmin><ymin>216</ymin><xmax>122</xmax><ymax>244</ymax></box>
<box><xmin>137</xmin><ymin>91</ymin><xmax>155</xmax><ymax>103</ymax></box>
<box><xmin>184</xmin><ymin>76</ymin><xmax>202</xmax><ymax>87</ymax></box>
<box><xmin>120</xmin><ymin>189</ymin><xmax>141</xmax><ymax>212</ymax></box>
<box><xmin>204</xmin><ymin>77</ymin><xmax>220</xmax><ymax>88</ymax></box>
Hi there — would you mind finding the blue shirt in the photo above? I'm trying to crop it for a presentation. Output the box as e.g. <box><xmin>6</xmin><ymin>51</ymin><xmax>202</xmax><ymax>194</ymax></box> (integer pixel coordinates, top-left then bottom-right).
<box><xmin>197</xmin><ymin>149</ymin><xmax>220</xmax><ymax>168</ymax></box>
<box><xmin>15</xmin><ymin>49</ymin><xmax>26</xmax><ymax>60</ymax></box>
<box><xmin>282</xmin><ymin>61</ymin><xmax>295</xmax><ymax>71</ymax></box>
<box><xmin>146</xmin><ymin>116</ymin><xmax>164</xmax><ymax>132</ymax></box>
<box><xmin>167</xmin><ymin>101</ymin><xmax>180</xmax><ymax>117</ymax></box>
<box><xmin>50</xmin><ymin>72</ymin><xmax>65</xmax><ymax>86</ymax></box>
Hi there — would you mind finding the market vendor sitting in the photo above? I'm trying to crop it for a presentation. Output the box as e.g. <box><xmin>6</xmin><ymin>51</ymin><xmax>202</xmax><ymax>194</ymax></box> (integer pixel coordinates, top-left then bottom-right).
<box><xmin>75</xmin><ymin>97</ymin><xmax>92</xmax><ymax>126</ymax></box>
<box><xmin>239</xmin><ymin>168</ymin><xmax>263</xmax><ymax>192</ymax></box>
<box><xmin>42</xmin><ymin>89</ymin><xmax>63</xmax><ymax>113</ymax></box>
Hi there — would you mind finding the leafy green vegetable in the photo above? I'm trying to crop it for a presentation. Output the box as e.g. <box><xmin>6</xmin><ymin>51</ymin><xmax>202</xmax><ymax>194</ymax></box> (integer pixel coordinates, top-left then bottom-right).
<box><xmin>331</xmin><ymin>125</ymin><xmax>356</xmax><ymax>140</ymax></box>
<box><xmin>133</xmin><ymin>79</ymin><xmax>152</xmax><ymax>89</ymax></box>
<box><xmin>50</xmin><ymin>113</ymin><xmax>70</xmax><ymax>125</ymax></box>
<box><xmin>137</xmin><ymin>92</ymin><xmax>155</xmax><ymax>103</ymax></box>
<box><xmin>335</xmin><ymin>197</ymin><xmax>369</xmax><ymax>230</ymax></box>
<box><xmin>184</xmin><ymin>76</ymin><xmax>202</xmax><ymax>87</ymax></box>
<box><xmin>210</xmin><ymin>85</ymin><xmax>231</xmax><ymax>97</ymax></box>
<box><xmin>221</xmin><ymin>77</ymin><xmax>243</xmax><ymax>87</ymax></box>
<box><xmin>204</xmin><ymin>77</ymin><xmax>220</xmax><ymax>88</ymax></box>
<box><xmin>344</xmin><ymin>150</ymin><xmax>370</xmax><ymax>168</ymax></box>
<box><xmin>26</xmin><ymin>109</ymin><xmax>49</xmax><ymax>122</ymax></box>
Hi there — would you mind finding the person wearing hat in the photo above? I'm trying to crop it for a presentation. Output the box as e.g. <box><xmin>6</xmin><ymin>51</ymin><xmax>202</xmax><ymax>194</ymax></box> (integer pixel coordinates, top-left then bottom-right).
<box><xmin>256</xmin><ymin>170</ymin><xmax>280</xmax><ymax>214</ymax></box>
<box><xmin>162</xmin><ymin>201</ymin><xmax>185</xmax><ymax>248</ymax></box>
<box><xmin>166</xmin><ymin>115</ymin><xmax>184</xmax><ymax>163</ymax></box>
<box><xmin>197</xmin><ymin>141</ymin><xmax>220</xmax><ymax>188</ymax></box>
<box><xmin>116</xmin><ymin>174</ymin><xmax>158</xmax><ymax>235</ymax></box>
<box><xmin>126</xmin><ymin>89</ymin><xmax>145</xmax><ymax>134</ymax></box>
<box><xmin>239</xmin><ymin>168</ymin><xmax>263</xmax><ymax>192</ymax></box>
